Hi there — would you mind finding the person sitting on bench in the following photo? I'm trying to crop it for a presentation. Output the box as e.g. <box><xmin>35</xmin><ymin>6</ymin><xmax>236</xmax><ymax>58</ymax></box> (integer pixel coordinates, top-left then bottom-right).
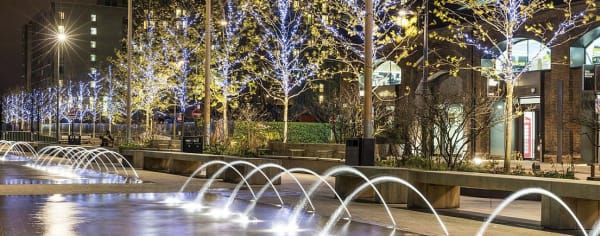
<box><xmin>101</xmin><ymin>131</ymin><xmax>114</xmax><ymax>147</ymax></box>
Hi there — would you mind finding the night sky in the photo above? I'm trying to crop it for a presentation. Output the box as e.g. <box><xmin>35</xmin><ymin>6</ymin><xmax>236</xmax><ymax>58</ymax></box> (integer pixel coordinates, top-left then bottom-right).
<box><xmin>0</xmin><ymin>0</ymin><xmax>52</xmax><ymax>92</ymax></box>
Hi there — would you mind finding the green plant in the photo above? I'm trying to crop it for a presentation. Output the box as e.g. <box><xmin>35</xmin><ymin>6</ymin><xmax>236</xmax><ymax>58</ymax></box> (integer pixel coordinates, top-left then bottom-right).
<box><xmin>118</xmin><ymin>142</ymin><xmax>144</xmax><ymax>150</ymax></box>
<box><xmin>205</xmin><ymin>142</ymin><xmax>227</xmax><ymax>155</ymax></box>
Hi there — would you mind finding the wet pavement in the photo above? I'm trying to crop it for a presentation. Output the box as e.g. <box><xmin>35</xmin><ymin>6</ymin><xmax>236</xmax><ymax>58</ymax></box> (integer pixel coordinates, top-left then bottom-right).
<box><xmin>0</xmin><ymin>193</ymin><xmax>401</xmax><ymax>236</ymax></box>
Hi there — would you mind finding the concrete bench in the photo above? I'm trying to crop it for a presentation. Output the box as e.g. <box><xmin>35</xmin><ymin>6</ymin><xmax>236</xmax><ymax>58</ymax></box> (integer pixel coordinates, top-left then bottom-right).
<box><xmin>335</xmin><ymin>166</ymin><xmax>600</xmax><ymax>230</ymax></box>
<box><xmin>261</xmin><ymin>154</ymin><xmax>342</xmax><ymax>174</ymax></box>
<box><xmin>125</xmin><ymin>150</ymin><xmax>223</xmax><ymax>177</ymax></box>
<box><xmin>123</xmin><ymin>150</ymin><xmax>283</xmax><ymax>185</ymax></box>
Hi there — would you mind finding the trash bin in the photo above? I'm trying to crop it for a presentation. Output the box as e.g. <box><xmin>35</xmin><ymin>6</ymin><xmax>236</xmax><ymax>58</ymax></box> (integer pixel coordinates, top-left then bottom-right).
<box><xmin>68</xmin><ymin>135</ymin><xmax>81</xmax><ymax>145</ymax></box>
<box><xmin>182</xmin><ymin>136</ymin><xmax>203</xmax><ymax>153</ymax></box>
<box><xmin>345</xmin><ymin>138</ymin><xmax>360</xmax><ymax>166</ymax></box>
<box><xmin>345</xmin><ymin>138</ymin><xmax>375</xmax><ymax>166</ymax></box>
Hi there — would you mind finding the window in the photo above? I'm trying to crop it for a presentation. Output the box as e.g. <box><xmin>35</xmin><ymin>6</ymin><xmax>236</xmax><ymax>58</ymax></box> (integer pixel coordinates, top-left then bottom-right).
<box><xmin>90</xmin><ymin>67</ymin><xmax>97</xmax><ymax>74</ymax></box>
<box><xmin>91</xmin><ymin>14</ymin><xmax>97</xmax><ymax>22</ymax></box>
<box><xmin>90</xmin><ymin>54</ymin><xmax>96</xmax><ymax>62</ymax></box>
<box><xmin>91</xmin><ymin>27</ymin><xmax>97</xmax><ymax>35</ymax></box>
<box><xmin>58</xmin><ymin>25</ymin><xmax>65</xmax><ymax>33</ymax></box>
<box><xmin>493</xmin><ymin>39</ymin><xmax>550</xmax><ymax>73</ymax></box>
<box><xmin>585</xmin><ymin>37</ymin><xmax>600</xmax><ymax>64</ymax></box>
<box><xmin>90</xmin><ymin>41</ymin><xmax>96</xmax><ymax>48</ymax></box>
<box><xmin>59</xmin><ymin>11</ymin><xmax>65</xmax><ymax>20</ymax></box>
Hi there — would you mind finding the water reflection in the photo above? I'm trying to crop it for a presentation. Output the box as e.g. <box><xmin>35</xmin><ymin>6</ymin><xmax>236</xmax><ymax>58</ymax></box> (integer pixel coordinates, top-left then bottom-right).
<box><xmin>38</xmin><ymin>194</ymin><xmax>79</xmax><ymax>236</ymax></box>
<box><xmin>0</xmin><ymin>193</ymin><xmax>399</xmax><ymax>236</ymax></box>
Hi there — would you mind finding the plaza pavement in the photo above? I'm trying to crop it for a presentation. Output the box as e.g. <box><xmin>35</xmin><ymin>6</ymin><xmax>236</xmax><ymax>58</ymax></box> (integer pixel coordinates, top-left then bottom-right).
<box><xmin>0</xmin><ymin>162</ymin><xmax>591</xmax><ymax>236</ymax></box>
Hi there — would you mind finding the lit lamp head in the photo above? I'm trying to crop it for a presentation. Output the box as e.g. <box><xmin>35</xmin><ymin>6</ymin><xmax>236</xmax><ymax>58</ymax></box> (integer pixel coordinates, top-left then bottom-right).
<box><xmin>397</xmin><ymin>9</ymin><xmax>415</xmax><ymax>27</ymax></box>
<box><xmin>57</xmin><ymin>33</ymin><xmax>67</xmax><ymax>42</ymax></box>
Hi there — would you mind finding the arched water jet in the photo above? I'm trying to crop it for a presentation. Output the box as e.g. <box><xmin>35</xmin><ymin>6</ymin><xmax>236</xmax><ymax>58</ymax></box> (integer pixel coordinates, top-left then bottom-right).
<box><xmin>241</xmin><ymin>167</ymin><xmax>351</xmax><ymax>218</ymax></box>
<box><xmin>72</xmin><ymin>150</ymin><xmax>114</xmax><ymax>176</ymax></box>
<box><xmin>290</xmin><ymin>166</ymin><xmax>395</xmax><ymax>227</ymax></box>
<box><xmin>73</xmin><ymin>149</ymin><xmax>139</xmax><ymax>179</ymax></box>
<box><xmin>6</xmin><ymin>144</ymin><xmax>140</xmax><ymax>183</ymax></box>
<box><xmin>192</xmin><ymin>160</ymin><xmax>284</xmax><ymax>207</ymax></box>
<box><xmin>1</xmin><ymin>141</ymin><xmax>37</xmax><ymax>161</ymax></box>
<box><xmin>591</xmin><ymin>219</ymin><xmax>600</xmax><ymax>236</ymax></box>
<box><xmin>319</xmin><ymin>176</ymin><xmax>449</xmax><ymax>236</ymax></box>
<box><xmin>178</xmin><ymin>160</ymin><xmax>258</xmax><ymax>200</ymax></box>
<box><xmin>477</xmin><ymin>188</ymin><xmax>587</xmax><ymax>236</ymax></box>
<box><xmin>222</xmin><ymin>163</ymin><xmax>316</xmax><ymax>214</ymax></box>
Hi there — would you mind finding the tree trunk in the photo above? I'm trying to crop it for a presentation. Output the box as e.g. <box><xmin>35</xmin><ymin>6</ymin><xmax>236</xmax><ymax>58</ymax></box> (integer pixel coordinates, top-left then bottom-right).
<box><xmin>283</xmin><ymin>96</ymin><xmax>289</xmax><ymax>143</ymax></box>
<box><xmin>48</xmin><ymin>118</ymin><xmax>52</xmax><ymax>136</ymax></box>
<box><xmin>504</xmin><ymin>80</ymin><xmax>514</xmax><ymax>173</ymax></box>
<box><xmin>223</xmin><ymin>98</ymin><xmax>228</xmax><ymax>141</ymax></box>
<box><xmin>92</xmin><ymin>111</ymin><xmax>96</xmax><ymax>138</ymax></box>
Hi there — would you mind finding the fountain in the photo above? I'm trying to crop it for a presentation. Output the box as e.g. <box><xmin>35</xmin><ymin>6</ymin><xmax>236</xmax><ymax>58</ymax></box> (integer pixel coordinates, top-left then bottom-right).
<box><xmin>0</xmin><ymin>141</ymin><xmax>141</xmax><ymax>183</ymax></box>
<box><xmin>0</xmin><ymin>141</ymin><xmax>596</xmax><ymax>235</ymax></box>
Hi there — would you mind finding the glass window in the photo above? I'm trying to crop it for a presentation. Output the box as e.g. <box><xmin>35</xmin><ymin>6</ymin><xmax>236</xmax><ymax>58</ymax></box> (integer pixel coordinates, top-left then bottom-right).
<box><xmin>91</xmin><ymin>14</ymin><xmax>97</xmax><ymax>22</ymax></box>
<box><xmin>90</xmin><ymin>54</ymin><xmax>96</xmax><ymax>62</ymax></box>
<box><xmin>90</xmin><ymin>67</ymin><xmax>97</xmax><ymax>74</ymax></box>
<box><xmin>91</xmin><ymin>27</ymin><xmax>97</xmax><ymax>35</ymax></box>
<box><xmin>494</xmin><ymin>39</ymin><xmax>551</xmax><ymax>73</ymax></box>
<box><xmin>585</xmin><ymin>37</ymin><xmax>600</xmax><ymax>64</ymax></box>
<box><xmin>58</xmin><ymin>25</ymin><xmax>65</xmax><ymax>33</ymax></box>
<box><xmin>90</xmin><ymin>41</ymin><xmax>96</xmax><ymax>48</ymax></box>
<box><xmin>59</xmin><ymin>11</ymin><xmax>65</xmax><ymax>20</ymax></box>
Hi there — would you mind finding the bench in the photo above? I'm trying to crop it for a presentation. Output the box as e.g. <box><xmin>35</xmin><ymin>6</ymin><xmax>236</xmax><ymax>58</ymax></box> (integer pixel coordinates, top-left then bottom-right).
<box><xmin>289</xmin><ymin>149</ymin><xmax>305</xmax><ymax>156</ymax></box>
<box><xmin>336</xmin><ymin>166</ymin><xmax>600</xmax><ymax>230</ymax></box>
<box><xmin>315</xmin><ymin>150</ymin><xmax>334</xmax><ymax>158</ymax></box>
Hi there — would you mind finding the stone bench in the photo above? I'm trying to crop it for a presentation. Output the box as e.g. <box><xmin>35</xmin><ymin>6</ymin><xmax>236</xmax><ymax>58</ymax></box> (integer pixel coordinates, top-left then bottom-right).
<box><xmin>335</xmin><ymin>166</ymin><xmax>600</xmax><ymax>230</ymax></box>
<box><xmin>261</xmin><ymin>154</ymin><xmax>343</xmax><ymax>174</ymax></box>
<box><xmin>124</xmin><ymin>150</ymin><xmax>283</xmax><ymax>185</ymax></box>
<box><xmin>127</xmin><ymin>150</ymin><xmax>223</xmax><ymax>177</ymax></box>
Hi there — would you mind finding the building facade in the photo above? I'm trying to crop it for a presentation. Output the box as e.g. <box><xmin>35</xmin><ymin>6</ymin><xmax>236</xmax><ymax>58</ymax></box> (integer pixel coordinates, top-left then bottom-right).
<box><xmin>23</xmin><ymin>0</ymin><xmax>127</xmax><ymax>90</ymax></box>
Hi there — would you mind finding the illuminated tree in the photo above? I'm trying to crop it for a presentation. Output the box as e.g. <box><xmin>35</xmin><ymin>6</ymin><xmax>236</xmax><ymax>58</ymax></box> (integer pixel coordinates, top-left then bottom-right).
<box><xmin>103</xmin><ymin>66</ymin><xmax>123</xmax><ymax>133</ymax></box>
<box><xmin>251</xmin><ymin>0</ymin><xmax>325</xmax><ymax>143</ymax></box>
<box><xmin>110</xmin><ymin>6</ymin><xmax>172</xmax><ymax>139</ymax></box>
<box><xmin>88</xmin><ymin>71</ymin><xmax>103</xmax><ymax>138</ymax></box>
<box><xmin>434</xmin><ymin>0</ymin><xmax>595</xmax><ymax>172</ymax></box>
<box><xmin>162</xmin><ymin>1</ymin><xmax>204</xmax><ymax>127</ymax></box>
<box><xmin>38</xmin><ymin>87</ymin><xmax>55</xmax><ymax>136</ymax></box>
<box><xmin>72</xmin><ymin>81</ymin><xmax>90</xmax><ymax>136</ymax></box>
<box><xmin>213</xmin><ymin>0</ymin><xmax>254</xmax><ymax>141</ymax></box>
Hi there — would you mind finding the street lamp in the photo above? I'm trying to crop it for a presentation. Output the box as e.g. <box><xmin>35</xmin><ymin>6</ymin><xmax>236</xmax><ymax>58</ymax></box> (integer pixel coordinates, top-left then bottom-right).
<box><xmin>55</xmin><ymin>31</ymin><xmax>67</xmax><ymax>143</ymax></box>
<box><xmin>204</xmin><ymin>0</ymin><xmax>212</xmax><ymax>148</ymax></box>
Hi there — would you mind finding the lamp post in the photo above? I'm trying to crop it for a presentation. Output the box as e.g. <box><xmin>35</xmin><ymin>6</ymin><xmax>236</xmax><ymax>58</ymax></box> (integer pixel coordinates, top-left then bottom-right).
<box><xmin>364</xmin><ymin>0</ymin><xmax>373</xmax><ymax>138</ymax></box>
<box><xmin>204</xmin><ymin>0</ymin><xmax>212</xmax><ymax>148</ymax></box>
<box><xmin>90</xmin><ymin>81</ymin><xmax>96</xmax><ymax>138</ymax></box>
<box><xmin>55</xmin><ymin>32</ymin><xmax>67</xmax><ymax>143</ymax></box>
<box><xmin>219</xmin><ymin>19</ymin><xmax>228</xmax><ymax>141</ymax></box>
<box><xmin>126</xmin><ymin>0</ymin><xmax>133</xmax><ymax>143</ymax></box>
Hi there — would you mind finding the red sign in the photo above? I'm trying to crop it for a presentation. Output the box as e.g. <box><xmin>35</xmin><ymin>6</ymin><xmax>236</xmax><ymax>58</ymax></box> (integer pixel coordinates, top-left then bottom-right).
<box><xmin>192</xmin><ymin>109</ymin><xmax>201</xmax><ymax>120</ymax></box>
<box><xmin>523</xmin><ymin>116</ymin><xmax>531</xmax><ymax>159</ymax></box>
<box><xmin>67</xmin><ymin>108</ymin><xmax>76</xmax><ymax>119</ymax></box>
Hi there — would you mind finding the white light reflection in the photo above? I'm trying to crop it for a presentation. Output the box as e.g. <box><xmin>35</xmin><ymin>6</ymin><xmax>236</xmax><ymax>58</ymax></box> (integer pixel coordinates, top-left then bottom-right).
<box><xmin>40</xmin><ymin>197</ymin><xmax>80</xmax><ymax>236</ymax></box>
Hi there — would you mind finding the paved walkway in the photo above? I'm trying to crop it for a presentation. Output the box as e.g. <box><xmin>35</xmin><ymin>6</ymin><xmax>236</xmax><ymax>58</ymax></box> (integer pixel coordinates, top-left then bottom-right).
<box><xmin>0</xmin><ymin>163</ymin><xmax>585</xmax><ymax>236</ymax></box>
